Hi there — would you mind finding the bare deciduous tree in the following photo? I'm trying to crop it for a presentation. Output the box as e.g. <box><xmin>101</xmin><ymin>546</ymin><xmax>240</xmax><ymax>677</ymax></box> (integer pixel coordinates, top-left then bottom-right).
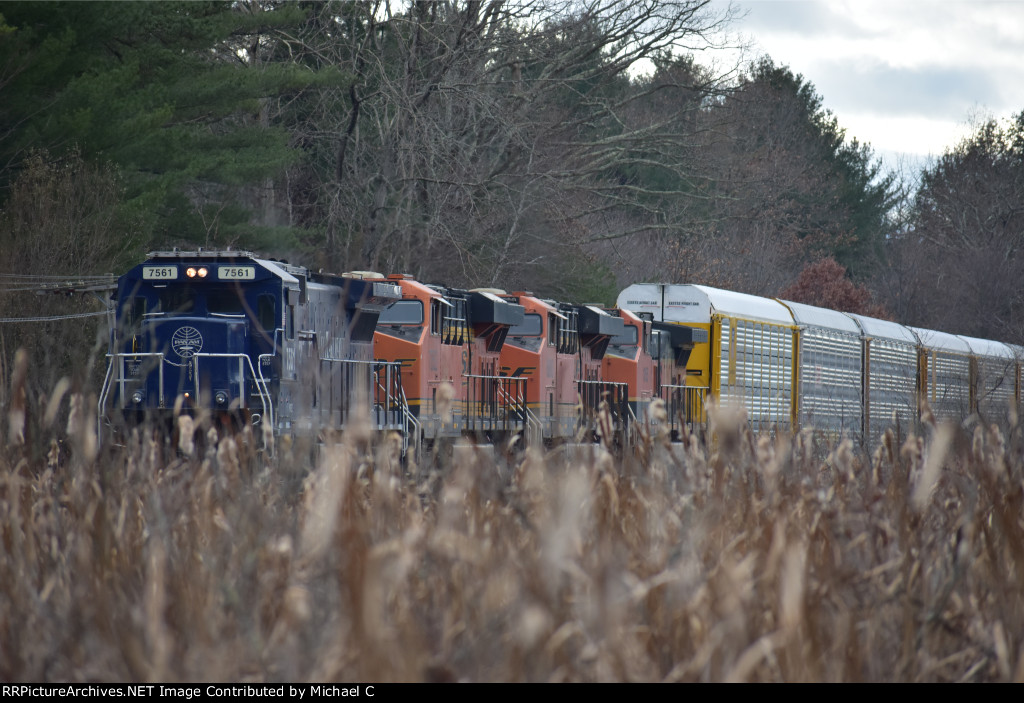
<box><xmin>275</xmin><ymin>0</ymin><xmax>736</xmax><ymax>291</ymax></box>
<box><xmin>883</xmin><ymin>113</ymin><xmax>1024</xmax><ymax>342</ymax></box>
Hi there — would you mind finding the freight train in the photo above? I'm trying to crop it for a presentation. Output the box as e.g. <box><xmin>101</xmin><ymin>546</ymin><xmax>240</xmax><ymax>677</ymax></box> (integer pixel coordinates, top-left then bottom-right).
<box><xmin>100</xmin><ymin>251</ymin><xmax>1024</xmax><ymax>451</ymax></box>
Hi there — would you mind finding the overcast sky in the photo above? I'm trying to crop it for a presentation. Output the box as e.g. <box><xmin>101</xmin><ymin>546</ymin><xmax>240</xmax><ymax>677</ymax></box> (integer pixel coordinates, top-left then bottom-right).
<box><xmin>711</xmin><ymin>0</ymin><xmax>1024</xmax><ymax>174</ymax></box>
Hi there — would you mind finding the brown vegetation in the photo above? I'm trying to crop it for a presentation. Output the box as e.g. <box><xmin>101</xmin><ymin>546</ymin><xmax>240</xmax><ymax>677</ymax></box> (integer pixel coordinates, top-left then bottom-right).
<box><xmin>3</xmin><ymin>357</ymin><xmax>1024</xmax><ymax>682</ymax></box>
<box><xmin>781</xmin><ymin>257</ymin><xmax>890</xmax><ymax>318</ymax></box>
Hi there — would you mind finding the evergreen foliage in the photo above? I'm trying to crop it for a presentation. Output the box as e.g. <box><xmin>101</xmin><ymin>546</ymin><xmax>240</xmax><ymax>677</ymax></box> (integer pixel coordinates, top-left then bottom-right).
<box><xmin>0</xmin><ymin>1</ymin><xmax>326</xmax><ymax>249</ymax></box>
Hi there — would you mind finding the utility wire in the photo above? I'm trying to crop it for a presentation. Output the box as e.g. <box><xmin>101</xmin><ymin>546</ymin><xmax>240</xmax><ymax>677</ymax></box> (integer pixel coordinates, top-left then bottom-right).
<box><xmin>0</xmin><ymin>310</ymin><xmax>110</xmax><ymax>324</ymax></box>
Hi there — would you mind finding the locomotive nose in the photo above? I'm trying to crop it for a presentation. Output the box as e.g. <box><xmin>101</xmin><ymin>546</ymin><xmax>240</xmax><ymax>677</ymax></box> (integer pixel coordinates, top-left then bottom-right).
<box><xmin>143</xmin><ymin>317</ymin><xmax>250</xmax><ymax>410</ymax></box>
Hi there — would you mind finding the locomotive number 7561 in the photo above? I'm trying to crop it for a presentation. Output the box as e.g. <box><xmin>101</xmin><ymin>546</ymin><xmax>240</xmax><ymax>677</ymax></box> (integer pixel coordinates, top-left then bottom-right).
<box><xmin>218</xmin><ymin>266</ymin><xmax>256</xmax><ymax>280</ymax></box>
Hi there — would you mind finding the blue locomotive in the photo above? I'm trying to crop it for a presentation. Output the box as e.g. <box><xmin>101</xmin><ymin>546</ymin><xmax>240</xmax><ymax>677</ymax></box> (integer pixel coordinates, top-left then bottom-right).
<box><xmin>99</xmin><ymin>249</ymin><xmax>406</xmax><ymax>443</ymax></box>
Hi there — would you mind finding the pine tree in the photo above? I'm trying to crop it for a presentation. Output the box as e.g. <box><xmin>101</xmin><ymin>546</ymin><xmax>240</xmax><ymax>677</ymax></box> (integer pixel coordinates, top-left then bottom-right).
<box><xmin>0</xmin><ymin>1</ymin><xmax>332</xmax><ymax>252</ymax></box>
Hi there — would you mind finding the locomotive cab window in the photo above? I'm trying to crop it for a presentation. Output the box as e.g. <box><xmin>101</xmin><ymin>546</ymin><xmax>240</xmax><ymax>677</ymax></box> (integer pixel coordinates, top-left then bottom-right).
<box><xmin>608</xmin><ymin>324</ymin><xmax>639</xmax><ymax>357</ymax></box>
<box><xmin>258</xmin><ymin>294</ymin><xmax>276</xmax><ymax>330</ymax></box>
<box><xmin>609</xmin><ymin>325</ymin><xmax>638</xmax><ymax>347</ymax></box>
<box><xmin>157</xmin><ymin>287</ymin><xmax>196</xmax><ymax>314</ymax></box>
<box><xmin>207</xmin><ymin>288</ymin><xmax>245</xmax><ymax>315</ymax></box>
<box><xmin>379</xmin><ymin>300</ymin><xmax>424</xmax><ymax>326</ymax></box>
<box><xmin>509</xmin><ymin>313</ymin><xmax>542</xmax><ymax>337</ymax></box>
<box><xmin>122</xmin><ymin>296</ymin><xmax>147</xmax><ymax>330</ymax></box>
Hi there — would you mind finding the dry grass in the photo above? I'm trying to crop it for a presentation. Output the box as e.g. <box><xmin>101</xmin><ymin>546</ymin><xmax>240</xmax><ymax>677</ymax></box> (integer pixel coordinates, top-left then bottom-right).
<box><xmin>3</xmin><ymin>364</ymin><xmax>1024</xmax><ymax>682</ymax></box>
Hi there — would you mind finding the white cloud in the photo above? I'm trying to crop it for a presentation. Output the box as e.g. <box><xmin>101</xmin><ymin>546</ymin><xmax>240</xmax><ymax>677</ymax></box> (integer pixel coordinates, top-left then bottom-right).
<box><xmin>717</xmin><ymin>0</ymin><xmax>1024</xmax><ymax>162</ymax></box>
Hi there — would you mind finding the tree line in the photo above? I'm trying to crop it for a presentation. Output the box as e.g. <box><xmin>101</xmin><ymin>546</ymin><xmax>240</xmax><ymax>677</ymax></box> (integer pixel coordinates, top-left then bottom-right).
<box><xmin>1</xmin><ymin>0</ymin><xmax>1022</xmax><ymax>345</ymax></box>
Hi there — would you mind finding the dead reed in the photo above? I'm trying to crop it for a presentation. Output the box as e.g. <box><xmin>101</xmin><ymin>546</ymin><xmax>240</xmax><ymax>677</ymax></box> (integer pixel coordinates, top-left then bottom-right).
<box><xmin>2</xmin><ymin>363</ymin><xmax>1023</xmax><ymax>681</ymax></box>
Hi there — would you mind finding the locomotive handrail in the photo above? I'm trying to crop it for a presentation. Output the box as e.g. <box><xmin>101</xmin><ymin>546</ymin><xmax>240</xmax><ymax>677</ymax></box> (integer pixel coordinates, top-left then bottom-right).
<box><xmin>191</xmin><ymin>353</ymin><xmax>273</xmax><ymax>444</ymax></box>
<box><xmin>373</xmin><ymin>362</ymin><xmax>420</xmax><ymax>457</ymax></box>
<box><xmin>398</xmin><ymin>385</ymin><xmax>421</xmax><ymax>458</ymax></box>
<box><xmin>97</xmin><ymin>352</ymin><xmax>168</xmax><ymax>445</ymax></box>
<box><xmin>576</xmin><ymin>379</ymin><xmax>629</xmax><ymax>410</ymax></box>
<box><xmin>576</xmin><ymin>379</ymin><xmax>631</xmax><ymax>440</ymax></box>
<box><xmin>462</xmin><ymin>373</ymin><xmax>529</xmax><ymax>432</ymax></box>
<box><xmin>626</xmin><ymin>402</ymin><xmax>640</xmax><ymax>445</ymax></box>
<box><xmin>256</xmin><ymin>353</ymin><xmax>276</xmax><ymax>431</ymax></box>
<box><xmin>659</xmin><ymin>384</ymin><xmax>709</xmax><ymax>420</ymax></box>
<box><xmin>370</xmin><ymin>359</ymin><xmax>409</xmax><ymax>427</ymax></box>
<box><xmin>524</xmin><ymin>405</ymin><xmax>543</xmax><ymax>445</ymax></box>
<box><xmin>306</xmin><ymin>356</ymin><xmax>410</xmax><ymax>441</ymax></box>
<box><xmin>97</xmin><ymin>358</ymin><xmax>116</xmax><ymax>444</ymax></box>
<box><xmin>494</xmin><ymin>376</ymin><xmax>529</xmax><ymax>426</ymax></box>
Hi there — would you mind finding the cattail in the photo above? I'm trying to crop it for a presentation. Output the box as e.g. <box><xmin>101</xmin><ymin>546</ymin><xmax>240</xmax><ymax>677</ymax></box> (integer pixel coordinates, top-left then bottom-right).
<box><xmin>66</xmin><ymin>393</ymin><xmax>84</xmax><ymax>438</ymax></box>
<box><xmin>6</xmin><ymin>348</ymin><xmax>28</xmax><ymax>446</ymax></box>
<box><xmin>177</xmin><ymin>415</ymin><xmax>195</xmax><ymax>456</ymax></box>
<box><xmin>912</xmin><ymin>423</ymin><xmax>952</xmax><ymax>511</ymax></box>
<box><xmin>217</xmin><ymin>435</ymin><xmax>240</xmax><ymax>484</ymax></box>
<box><xmin>649</xmin><ymin>397</ymin><xmax>669</xmax><ymax>440</ymax></box>
<box><xmin>435</xmin><ymin>381</ymin><xmax>455</xmax><ymax>426</ymax></box>
<box><xmin>44</xmin><ymin>376</ymin><xmax>70</xmax><ymax>428</ymax></box>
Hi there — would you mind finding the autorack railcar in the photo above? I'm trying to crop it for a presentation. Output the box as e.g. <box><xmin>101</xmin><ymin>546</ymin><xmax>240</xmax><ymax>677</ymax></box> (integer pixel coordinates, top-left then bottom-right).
<box><xmin>618</xmin><ymin>282</ymin><xmax>1024</xmax><ymax>444</ymax></box>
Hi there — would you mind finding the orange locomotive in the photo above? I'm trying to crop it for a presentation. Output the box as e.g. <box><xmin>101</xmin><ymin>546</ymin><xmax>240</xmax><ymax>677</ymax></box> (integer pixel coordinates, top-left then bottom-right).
<box><xmin>601</xmin><ymin>309</ymin><xmax>708</xmax><ymax>440</ymax></box>
<box><xmin>370</xmin><ymin>275</ymin><xmax>527</xmax><ymax>446</ymax></box>
<box><xmin>601</xmin><ymin>308</ymin><xmax>659</xmax><ymax>434</ymax></box>
<box><xmin>498</xmin><ymin>294</ymin><xmax>627</xmax><ymax>440</ymax></box>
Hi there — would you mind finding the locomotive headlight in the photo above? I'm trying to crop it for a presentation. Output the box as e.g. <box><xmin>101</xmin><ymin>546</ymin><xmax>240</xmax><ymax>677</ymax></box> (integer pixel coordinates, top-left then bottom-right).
<box><xmin>186</xmin><ymin>267</ymin><xmax>197</xmax><ymax>278</ymax></box>
<box><xmin>214</xmin><ymin>390</ymin><xmax>229</xmax><ymax>406</ymax></box>
<box><xmin>131</xmin><ymin>390</ymin><xmax>144</xmax><ymax>404</ymax></box>
<box><xmin>198</xmin><ymin>267</ymin><xmax>208</xmax><ymax>278</ymax></box>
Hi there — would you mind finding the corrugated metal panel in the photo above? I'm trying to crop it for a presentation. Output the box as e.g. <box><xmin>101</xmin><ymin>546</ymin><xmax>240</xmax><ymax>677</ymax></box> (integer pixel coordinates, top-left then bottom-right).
<box><xmin>912</xmin><ymin>327</ymin><xmax>971</xmax><ymax>421</ymax></box>
<box><xmin>958</xmin><ymin>336</ymin><xmax>1015</xmax><ymax>420</ymax></box>
<box><xmin>975</xmin><ymin>355</ymin><xmax>1016</xmax><ymax>420</ymax></box>
<box><xmin>796</xmin><ymin>325</ymin><xmax>862</xmax><ymax>437</ymax></box>
<box><xmin>929</xmin><ymin>351</ymin><xmax>971</xmax><ymax>421</ymax></box>
<box><xmin>719</xmin><ymin>316</ymin><xmax>794</xmax><ymax>431</ymax></box>
<box><xmin>865</xmin><ymin>337</ymin><xmax>918</xmax><ymax>441</ymax></box>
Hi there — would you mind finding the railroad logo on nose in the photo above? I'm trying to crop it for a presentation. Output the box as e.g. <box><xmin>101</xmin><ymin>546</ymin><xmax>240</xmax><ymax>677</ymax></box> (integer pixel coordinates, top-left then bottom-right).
<box><xmin>171</xmin><ymin>326</ymin><xmax>204</xmax><ymax>360</ymax></box>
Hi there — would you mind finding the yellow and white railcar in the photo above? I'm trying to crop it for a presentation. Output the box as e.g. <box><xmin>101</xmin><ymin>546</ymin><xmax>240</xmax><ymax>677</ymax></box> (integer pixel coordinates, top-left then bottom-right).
<box><xmin>617</xmin><ymin>283</ymin><xmax>797</xmax><ymax>432</ymax></box>
<box><xmin>618</xmin><ymin>282</ymin><xmax>1024</xmax><ymax>442</ymax></box>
